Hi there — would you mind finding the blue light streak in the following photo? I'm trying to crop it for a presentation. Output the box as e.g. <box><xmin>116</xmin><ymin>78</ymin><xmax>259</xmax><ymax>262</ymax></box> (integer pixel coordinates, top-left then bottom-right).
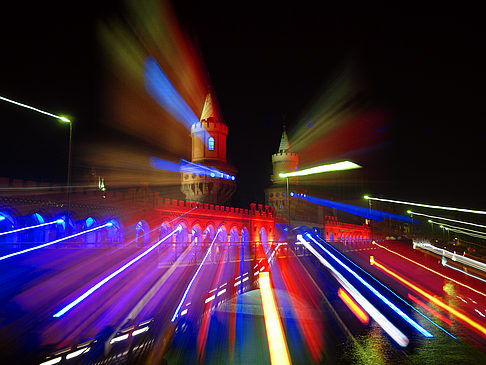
<box><xmin>143</xmin><ymin>57</ymin><xmax>199</xmax><ymax>130</ymax></box>
<box><xmin>149</xmin><ymin>157</ymin><xmax>235</xmax><ymax>181</ymax></box>
<box><xmin>171</xmin><ymin>228</ymin><xmax>221</xmax><ymax>322</ymax></box>
<box><xmin>0</xmin><ymin>223</ymin><xmax>111</xmax><ymax>262</ymax></box>
<box><xmin>0</xmin><ymin>219</ymin><xmax>63</xmax><ymax>237</ymax></box>
<box><xmin>53</xmin><ymin>225</ymin><xmax>182</xmax><ymax>318</ymax></box>
<box><xmin>315</xmin><ymin>235</ymin><xmax>456</xmax><ymax>339</ymax></box>
<box><xmin>305</xmin><ymin>233</ymin><xmax>433</xmax><ymax>338</ymax></box>
<box><xmin>298</xmin><ymin>195</ymin><xmax>413</xmax><ymax>222</ymax></box>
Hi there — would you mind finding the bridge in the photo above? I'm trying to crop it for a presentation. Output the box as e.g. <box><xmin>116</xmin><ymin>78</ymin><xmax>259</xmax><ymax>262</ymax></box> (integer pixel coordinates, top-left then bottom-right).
<box><xmin>1</xmin><ymin>181</ymin><xmax>485</xmax><ymax>364</ymax></box>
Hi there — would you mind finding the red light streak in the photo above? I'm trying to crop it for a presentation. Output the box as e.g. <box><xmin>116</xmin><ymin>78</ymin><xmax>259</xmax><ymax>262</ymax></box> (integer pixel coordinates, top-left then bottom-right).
<box><xmin>338</xmin><ymin>288</ymin><xmax>369</xmax><ymax>324</ymax></box>
<box><xmin>372</xmin><ymin>241</ymin><xmax>486</xmax><ymax>298</ymax></box>
<box><xmin>407</xmin><ymin>293</ymin><xmax>452</xmax><ymax>326</ymax></box>
<box><xmin>373</xmin><ymin>258</ymin><xmax>486</xmax><ymax>338</ymax></box>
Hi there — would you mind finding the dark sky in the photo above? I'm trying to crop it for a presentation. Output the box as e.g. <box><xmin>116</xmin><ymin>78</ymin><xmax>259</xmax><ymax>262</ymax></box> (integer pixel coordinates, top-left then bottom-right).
<box><xmin>2</xmin><ymin>3</ymin><xmax>486</xmax><ymax>210</ymax></box>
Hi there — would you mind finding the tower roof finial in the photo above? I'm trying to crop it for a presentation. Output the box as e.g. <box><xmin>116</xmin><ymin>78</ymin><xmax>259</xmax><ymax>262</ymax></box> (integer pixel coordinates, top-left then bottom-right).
<box><xmin>278</xmin><ymin>125</ymin><xmax>291</xmax><ymax>153</ymax></box>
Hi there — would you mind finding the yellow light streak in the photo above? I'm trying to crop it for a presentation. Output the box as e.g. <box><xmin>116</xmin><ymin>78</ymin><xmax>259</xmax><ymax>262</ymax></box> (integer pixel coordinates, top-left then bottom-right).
<box><xmin>259</xmin><ymin>272</ymin><xmax>291</xmax><ymax>365</ymax></box>
<box><xmin>373</xmin><ymin>258</ymin><xmax>486</xmax><ymax>337</ymax></box>
<box><xmin>372</xmin><ymin>241</ymin><xmax>486</xmax><ymax>298</ymax></box>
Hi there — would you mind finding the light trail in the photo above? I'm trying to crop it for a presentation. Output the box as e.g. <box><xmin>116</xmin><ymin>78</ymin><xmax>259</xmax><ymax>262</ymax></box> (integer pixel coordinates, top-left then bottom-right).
<box><xmin>299</xmin><ymin>233</ymin><xmax>410</xmax><ymax>346</ymax></box>
<box><xmin>372</xmin><ymin>258</ymin><xmax>486</xmax><ymax>337</ymax></box>
<box><xmin>415</xmin><ymin>243</ymin><xmax>486</xmax><ymax>274</ymax></box>
<box><xmin>408</xmin><ymin>211</ymin><xmax>486</xmax><ymax>230</ymax></box>
<box><xmin>0</xmin><ymin>95</ymin><xmax>70</xmax><ymax>122</ymax></box>
<box><xmin>52</xmin><ymin>225</ymin><xmax>182</xmax><ymax>318</ymax></box>
<box><xmin>0</xmin><ymin>223</ymin><xmax>112</xmax><ymax>262</ymax></box>
<box><xmin>338</xmin><ymin>287</ymin><xmax>369</xmax><ymax>324</ymax></box>
<box><xmin>259</xmin><ymin>272</ymin><xmax>291</xmax><ymax>365</ymax></box>
<box><xmin>322</xmin><ymin>237</ymin><xmax>455</xmax><ymax>338</ymax></box>
<box><xmin>372</xmin><ymin>241</ymin><xmax>486</xmax><ymax>298</ymax></box>
<box><xmin>429</xmin><ymin>220</ymin><xmax>486</xmax><ymax>237</ymax></box>
<box><xmin>364</xmin><ymin>196</ymin><xmax>486</xmax><ymax>215</ymax></box>
<box><xmin>279</xmin><ymin>160</ymin><xmax>361</xmax><ymax>178</ymax></box>
<box><xmin>407</xmin><ymin>294</ymin><xmax>452</xmax><ymax>326</ymax></box>
<box><xmin>442</xmin><ymin>260</ymin><xmax>486</xmax><ymax>284</ymax></box>
<box><xmin>171</xmin><ymin>228</ymin><xmax>221</xmax><ymax>322</ymax></box>
<box><xmin>306</xmin><ymin>234</ymin><xmax>433</xmax><ymax>338</ymax></box>
<box><xmin>0</xmin><ymin>219</ymin><xmax>63</xmax><ymax>237</ymax></box>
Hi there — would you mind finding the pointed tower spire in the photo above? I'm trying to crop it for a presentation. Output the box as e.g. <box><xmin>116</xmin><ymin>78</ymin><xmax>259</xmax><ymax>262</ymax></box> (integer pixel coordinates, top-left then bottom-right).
<box><xmin>200</xmin><ymin>91</ymin><xmax>224</xmax><ymax>123</ymax></box>
<box><xmin>278</xmin><ymin>126</ymin><xmax>291</xmax><ymax>153</ymax></box>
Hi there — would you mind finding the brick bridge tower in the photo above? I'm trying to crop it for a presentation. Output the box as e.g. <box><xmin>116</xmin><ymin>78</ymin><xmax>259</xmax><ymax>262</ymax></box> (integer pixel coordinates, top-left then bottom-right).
<box><xmin>181</xmin><ymin>92</ymin><xmax>237</xmax><ymax>204</ymax></box>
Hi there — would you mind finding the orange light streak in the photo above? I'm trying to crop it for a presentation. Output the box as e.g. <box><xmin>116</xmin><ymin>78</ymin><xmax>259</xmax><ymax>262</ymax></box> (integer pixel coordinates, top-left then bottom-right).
<box><xmin>407</xmin><ymin>293</ymin><xmax>452</xmax><ymax>326</ymax></box>
<box><xmin>338</xmin><ymin>288</ymin><xmax>369</xmax><ymax>324</ymax></box>
<box><xmin>373</xmin><ymin>258</ymin><xmax>486</xmax><ymax>337</ymax></box>
<box><xmin>259</xmin><ymin>272</ymin><xmax>291</xmax><ymax>365</ymax></box>
<box><xmin>372</xmin><ymin>241</ymin><xmax>486</xmax><ymax>298</ymax></box>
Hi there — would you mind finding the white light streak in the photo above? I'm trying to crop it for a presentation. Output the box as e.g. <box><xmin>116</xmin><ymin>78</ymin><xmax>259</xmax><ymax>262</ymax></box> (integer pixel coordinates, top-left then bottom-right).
<box><xmin>365</xmin><ymin>196</ymin><xmax>486</xmax><ymax>215</ymax></box>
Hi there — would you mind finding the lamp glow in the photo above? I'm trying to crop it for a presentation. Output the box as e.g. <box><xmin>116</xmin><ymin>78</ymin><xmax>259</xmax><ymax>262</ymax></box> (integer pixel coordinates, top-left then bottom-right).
<box><xmin>279</xmin><ymin>160</ymin><xmax>361</xmax><ymax>178</ymax></box>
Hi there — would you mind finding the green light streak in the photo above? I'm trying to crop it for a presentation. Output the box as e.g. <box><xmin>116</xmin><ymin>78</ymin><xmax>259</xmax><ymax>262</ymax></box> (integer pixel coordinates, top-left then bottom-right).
<box><xmin>279</xmin><ymin>160</ymin><xmax>361</xmax><ymax>178</ymax></box>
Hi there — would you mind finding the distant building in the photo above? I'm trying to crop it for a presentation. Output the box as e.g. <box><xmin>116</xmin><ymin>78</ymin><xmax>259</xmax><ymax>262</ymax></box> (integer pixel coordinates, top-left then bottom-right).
<box><xmin>265</xmin><ymin>127</ymin><xmax>324</xmax><ymax>229</ymax></box>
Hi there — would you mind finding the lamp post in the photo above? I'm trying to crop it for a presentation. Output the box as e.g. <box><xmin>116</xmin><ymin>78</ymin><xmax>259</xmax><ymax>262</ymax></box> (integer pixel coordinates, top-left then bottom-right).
<box><xmin>0</xmin><ymin>95</ymin><xmax>72</xmax><ymax>212</ymax></box>
<box><xmin>279</xmin><ymin>160</ymin><xmax>361</xmax><ymax>240</ymax></box>
<box><xmin>58</xmin><ymin>117</ymin><xmax>73</xmax><ymax>213</ymax></box>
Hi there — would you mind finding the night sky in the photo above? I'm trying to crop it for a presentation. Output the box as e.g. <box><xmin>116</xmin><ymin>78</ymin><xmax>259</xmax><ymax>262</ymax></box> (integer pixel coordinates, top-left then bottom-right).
<box><xmin>2</xmin><ymin>3</ymin><xmax>486</xmax><ymax>210</ymax></box>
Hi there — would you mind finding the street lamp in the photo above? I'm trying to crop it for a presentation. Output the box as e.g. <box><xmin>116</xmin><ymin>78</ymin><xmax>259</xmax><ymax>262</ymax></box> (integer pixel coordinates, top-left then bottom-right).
<box><xmin>279</xmin><ymin>160</ymin><xmax>361</xmax><ymax>237</ymax></box>
<box><xmin>0</xmin><ymin>95</ymin><xmax>72</xmax><ymax>212</ymax></box>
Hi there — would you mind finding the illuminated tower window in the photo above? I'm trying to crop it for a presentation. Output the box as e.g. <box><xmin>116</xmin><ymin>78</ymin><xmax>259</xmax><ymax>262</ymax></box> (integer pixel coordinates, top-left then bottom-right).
<box><xmin>208</xmin><ymin>137</ymin><xmax>215</xmax><ymax>150</ymax></box>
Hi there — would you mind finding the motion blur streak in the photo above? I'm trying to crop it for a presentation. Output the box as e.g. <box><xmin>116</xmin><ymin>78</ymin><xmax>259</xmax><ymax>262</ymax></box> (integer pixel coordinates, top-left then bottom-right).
<box><xmin>52</xmin><ymin>225</ymin><xmax>182</xmax><ymax>318</ymax></box>
<box><xmin>259</xmin><ymin>272</ymin><xmax>291</xmax><ymax>365</ymax></box>
<box><xmin>372</xmin><ymin>258</ymin><xmax>486</xmax><ymax>337</ymax></box>
<box><xmin>365</xmin><ymin>196</ymin><xmax>486</xmax><ymax>215</ymax></box>
<box><xmin>171</xmin><ymin>228</ymin><xmax>221</xmax><ymax>322</ymax></box>
<box><xmin>338</xmin><ymin>288</ymin><xmax>369</xmax><ymax>324</ymax></box>
<box><xmin>93</xmin><ymin>0</ymin><xmax>208</xmax><ymax>181</ymax></box>
<box><xmin>407</xmin><ymin>294</ymin><xmax>452</xmax><ymax>326</ymax></box>
<box><xmin>297</xmin><ymin>195</ymin><xmax>412</xmax><ymax>222</ymax></box>
<box><xmin>144</xmin><ymin>57</ymin><xmax>199</xmax><ymax>129</ymax></box>
<box><xmin>299</xmin><ymin>234</ymin><xmax>409</xmax><ymax>347</ymax></box>
<box><xmin>409</xmin><ymin>211</ymin><xmax>486</xmax><ymax>229</ymax></box>
<box><xmin>273</xmin><ymin>246</ymin><xmax>324</xmax><ymax>361</ymax></box>
<box><xmin>290</xmin><ymin>62</ymin><xmax>389</xmax><ymax>171</ymax></box>
<box><xmin>307</xmin><ymin>234</ymin><xmax>432</xmax><ymax>337</ymax></box>
<box><xmin>0</xmin><ymin>223</ymin><xmax>112</xmax><ymax>262</ymax></box>
<box><xmin>372</xmin><ymin>241</ymin><xmax>486</xmax><ymax>298</ymax></box>
<box><xmin>0</xmin><ymin>219</ymin><xmax>62</xmax><ymax>236</ymax></box>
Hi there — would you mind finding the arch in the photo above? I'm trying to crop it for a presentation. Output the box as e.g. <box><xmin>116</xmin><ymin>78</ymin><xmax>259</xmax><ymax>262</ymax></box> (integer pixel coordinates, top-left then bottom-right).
<box><xmin>106</xmin><ymin>218</ymin><xmax>123</xmax><ymax>243</ymax></box>
<box><xmin>55</xmin><ymin>214</ymin><xmax>75</xmax><ymax>238</ymax></box>
<box><xmin>83</xmin><ymin>216</ymin><xmax>100</xmax><ymax>243</ymax></box>
<box><xmin>204</xmin><ymin>224</ymin><xmax>216</xmax><ymax>242</ymax></box>
<box><xmin>0</xmin><ymin>210</ymin><xmax>16</xmax><ymax>243</ymax></box>
<box><xmin>240</xmin><ymin>226</ymin><xmax>250</xmax><ymax>244</ymax></box>
<box><xmin>135</xmin><ymin>220</ymin><xmax>150</xmax><ymax>243</ymax></box>
<box><xmin>229</xmin><ymin>226</ymin><xmax>239</xmax><ymax>245</ymax></box>
<box><xmin>191</xmin><ymin>223</ymin><xmax>203</xmax><ymax>241</ymax></box>
<box><xmin>159</xmin><ymin>220</ymin><xmax>173</xmax><ymax>241</ymax></box>
<box><xmin>175</xmin><ymin>222</ymin><xmax>189</xmax><ymax>245</ymax></box>
<box><xmin>20</xmin><ymin>212</ymin><xmax>46</xmax><ymax>243</ymax></box>
<box><xmin>329</xmin><ymin>232</ymin><xmax>334</xmax><ymax>242</ymax></box>
<box><xmin>217</xmin><ymin>225</ymin><xmax>228</xmax><ymax>244</ymax></box>
<box><xmin>259</xmin><ymin>227</ymin><xmax>268</xmax><ymax>245</ymax></box>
